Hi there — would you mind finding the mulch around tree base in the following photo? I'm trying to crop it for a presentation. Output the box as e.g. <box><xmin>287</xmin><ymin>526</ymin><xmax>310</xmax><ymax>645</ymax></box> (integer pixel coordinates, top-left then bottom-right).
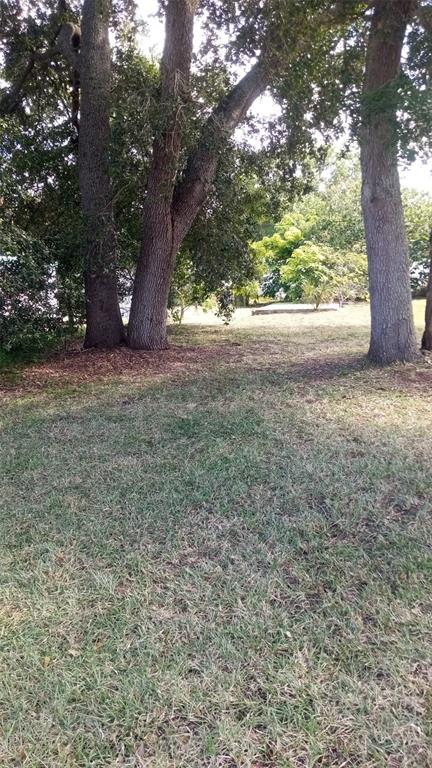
<box><xmin>0</xmin><ymin>341</ymin><xmax>247</xmax><ymax>396</ymax></box>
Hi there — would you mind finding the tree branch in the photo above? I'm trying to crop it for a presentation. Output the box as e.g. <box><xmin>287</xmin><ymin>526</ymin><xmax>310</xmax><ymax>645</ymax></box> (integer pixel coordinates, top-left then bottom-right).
<box><xmin>326</xmin><ymin>0</ymin><xmax>376</xmax><ymax>22</ymax></box>
<box><xmin>0</xmin><ymin>25</ymin><xmax>80</xmax><ymax>117</ymax></box>
<box><xmin>171</xmin><ymin>1</ymin><xmax>374</xmax><ymax>245</ymax></box>
<box><xmin>55</xmin><ymin>23</ymin><xmax>81</xmax><ymax>72</ymax></box>
<box><xmin>172</xmin><ymin>61</ymin><xmax>268</xmax><ymax>245</ymax></box>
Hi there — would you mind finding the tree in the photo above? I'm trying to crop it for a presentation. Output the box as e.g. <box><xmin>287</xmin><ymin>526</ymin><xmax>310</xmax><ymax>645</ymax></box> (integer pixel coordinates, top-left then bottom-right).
<box><xmin>127</xmin><ymin>0</ymin><xmax>199</xmax><ymax>349</ymax></box>
<box><xmin>278</xmin><ymin>241</ymin><xmax>367</xmax><ymax>309</ymax></box>
<box><xmin>127</xmin><ymin>0</ymin><xmax>372</xmax><ymax>349</ymax></box>
<box><xmin>328</xmin><ymin>249</ymin><xmax>369</xmax><ymax>306</ymax></box>
<box><xmin>79</xmin><ymin>0</ymin><xmax>125</xmax><ymax>347</ymax></box>
<box><xmin>8</xmin><ymin>0</ymin><xmax>427</xmax><ymax>356</ymax></box>
<box><xmin>1</xmin><ymin>6</ymin><xmax>281</xmax><ymax>349</ymax></box>
<box><xmin>360</xmin><ymin>0</ymin><xmax>418</xmax><ymax>363</ymax></box>
<box><xmin>293</xmin><ymin>157</ymin><xmax>365</xmax><ymax>253</ymax></box>
<box><xmin>252</xmin><ymin>158</ymin><xmax>369</xmax><ymax>306</ymax></box>
<box><xmin>294</xmin><ymin>156</ymin><xmax>432</xmax><ymax>295</ymax></box>
<box><xmin>0</xmin><ymin>9</ymin><xmax>157</xmax><ymax>342</ymax></box>
<box><xmin>127</xmin><ymin>0</ymin><xmax>269</xmax><ymax>349</ymax></box>
<box><xmin>0</xmin><ymin>0</ymin><xmax>129</xmax><ymax>348</ymax></box>
<box><xmin>281</xmin><ymin>242</ymin><xmax>335</xmax><ymax>308</ymax></box>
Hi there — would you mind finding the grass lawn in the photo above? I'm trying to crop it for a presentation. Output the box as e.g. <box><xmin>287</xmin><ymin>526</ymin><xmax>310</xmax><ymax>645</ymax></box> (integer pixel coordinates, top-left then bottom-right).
<box><xmin>1</xmin><ymin>301</ymin><xmax>432</xmax><ymax>768</ymax></box>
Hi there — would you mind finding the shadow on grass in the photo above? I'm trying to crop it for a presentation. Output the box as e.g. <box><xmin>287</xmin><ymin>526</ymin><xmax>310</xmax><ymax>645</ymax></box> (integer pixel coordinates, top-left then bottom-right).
<box><xmin>0</xmin><ymin>338</ymin><xmax>431</xmax><ymax>766</ymax></box>
<box><xmin>0</xmin><ymin>320</ymin><xmax>374</xmax><ymax>401</ymax></box>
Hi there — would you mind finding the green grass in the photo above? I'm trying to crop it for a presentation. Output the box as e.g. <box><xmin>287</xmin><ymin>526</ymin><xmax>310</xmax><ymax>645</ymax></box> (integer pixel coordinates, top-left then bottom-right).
<box><xmin>1</xmin><ymin>302</ymin><xmax>432</xmax><ymax>767</ymax></box>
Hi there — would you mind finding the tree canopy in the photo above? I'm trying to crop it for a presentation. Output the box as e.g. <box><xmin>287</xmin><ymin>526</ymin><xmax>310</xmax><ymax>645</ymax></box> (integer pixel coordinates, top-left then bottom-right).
<box><xmin>1</xmin><ymin>0</ymin><xmax>432</xmax><ymax>359</ymax></box>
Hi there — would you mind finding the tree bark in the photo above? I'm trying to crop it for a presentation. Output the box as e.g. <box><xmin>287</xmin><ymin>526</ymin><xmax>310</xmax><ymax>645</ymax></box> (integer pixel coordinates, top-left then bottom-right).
<box><xmin>79</xmin><ymin>0</ymin><xmax>124</xmax><ymax>348</ymax></box>
<box><xmin>360</xmin><ymin>0</ymin><xmax>418</xmax><ymax>364</ymax></box>
<box><xmin>421</xmin><ymin>230</ymin><xmax>432</xmax><ymax>350</ymax></box>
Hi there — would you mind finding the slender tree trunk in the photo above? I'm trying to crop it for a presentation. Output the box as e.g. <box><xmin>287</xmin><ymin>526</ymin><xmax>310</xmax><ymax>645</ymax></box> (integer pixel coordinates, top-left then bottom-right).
<box><xmin>360</xmin><ymin>0</ymin><xmax>417</xmax><ymax>364</ymax></box>
<box><xmin>421</xmin><ymin>230</ymin><xmax>432</xmax><ymax>350</ymax></box>
<box><xmin>79</xmin><ymin>0</ymin><xmax>124</xmax><ymax>348</ymax></box>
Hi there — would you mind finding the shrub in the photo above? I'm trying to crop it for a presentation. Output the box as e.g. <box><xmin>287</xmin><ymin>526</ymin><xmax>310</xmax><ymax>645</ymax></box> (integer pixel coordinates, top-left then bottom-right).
<box><xmin>0</xmin><ymin>224</ymin><xmax>63</xmax><ymax>351</ymax></box>
<box><xmin>301</xmin><ymin>280</ymin><xmax>336</xmax><ymax>310</ymax></box>
<box><xmin>280</xmin><ymin>242</ymin><xmax>333</xmax><ymax>305</ymax></box>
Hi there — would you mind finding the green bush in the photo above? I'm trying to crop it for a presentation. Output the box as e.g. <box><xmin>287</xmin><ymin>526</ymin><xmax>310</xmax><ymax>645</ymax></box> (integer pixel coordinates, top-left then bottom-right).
<box><xmin>0</xmin><ymin>224</ymin><xmax>63</xmax><ymax>351</ymax></box>
<box><xmin>279</xmin><ymin>242</ymin><xmax>368</xmax><ymax>309</ymax></box>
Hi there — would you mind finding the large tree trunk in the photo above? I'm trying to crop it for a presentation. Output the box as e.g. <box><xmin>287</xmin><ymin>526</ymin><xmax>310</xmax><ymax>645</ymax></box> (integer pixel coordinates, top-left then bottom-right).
<box><xmin>421</xmin><ymin>230</ymin><xmax>432</xmax><ymax>350</ymax></box>
<box><xmin>128</xmin><ymin>1</ymin><xmax>361</xmax><ymax>351</ymax></box>
<box><xmin>79</xmin><ymin>0</ymin><xmax>124</xmax><ymax>348</ymax></box>
<box><xmin>360</xmin><ymin>0</ymin><xmax>417</xmax><ymax>364</ymax></box>
<box><xmin>128</xmin><ymin>213</ymin><xmax>175</xmax><ymax>350</ymax></box>
<box><xmin>128</xmin><ymin>0</ymin><xmax>364</xmax><ymax>351</ymax></box>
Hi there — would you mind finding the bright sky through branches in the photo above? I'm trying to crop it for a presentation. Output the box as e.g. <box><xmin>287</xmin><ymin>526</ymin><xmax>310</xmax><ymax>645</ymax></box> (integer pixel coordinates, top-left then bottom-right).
<box><xmin>136</xmin><ymin>0</ymin><xmax>432</xmax><ymax>193</ymax></box>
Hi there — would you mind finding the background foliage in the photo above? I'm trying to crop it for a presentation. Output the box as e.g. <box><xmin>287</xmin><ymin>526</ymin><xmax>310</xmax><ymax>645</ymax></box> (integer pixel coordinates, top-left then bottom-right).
<box><xmin>253</xmin><ymin>156</ymin><xmax>432</xmax><ymax>304</ymax></box>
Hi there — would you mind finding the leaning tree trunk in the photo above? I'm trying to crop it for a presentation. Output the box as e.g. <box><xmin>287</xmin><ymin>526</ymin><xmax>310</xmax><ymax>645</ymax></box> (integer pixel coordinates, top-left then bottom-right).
<box><xmin>79</xmin><ymin>0</ymin><xmax>124</xmax><ymax>348</ymax></box>
<box><xmin>127</xmin><ymin>0</ymin><xmax>355</xmax><ymax>351</ymax></box>
<box><xmin>360</xmin><ymin>0</ymin><xmax>417</xmax><ymax>364</ymax></box>
<box><xmin>421</xmin><ymin>230</ymin><xmax>432</xmax><ymax>350</ymax></box>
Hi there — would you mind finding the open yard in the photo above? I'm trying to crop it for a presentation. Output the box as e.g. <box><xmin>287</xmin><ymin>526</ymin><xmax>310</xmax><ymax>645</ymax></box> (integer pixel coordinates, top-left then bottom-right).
<box><xmin>1</xmin><ymin>302</ymin><xmax>432</xmax><ymax>768</ymax></box>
